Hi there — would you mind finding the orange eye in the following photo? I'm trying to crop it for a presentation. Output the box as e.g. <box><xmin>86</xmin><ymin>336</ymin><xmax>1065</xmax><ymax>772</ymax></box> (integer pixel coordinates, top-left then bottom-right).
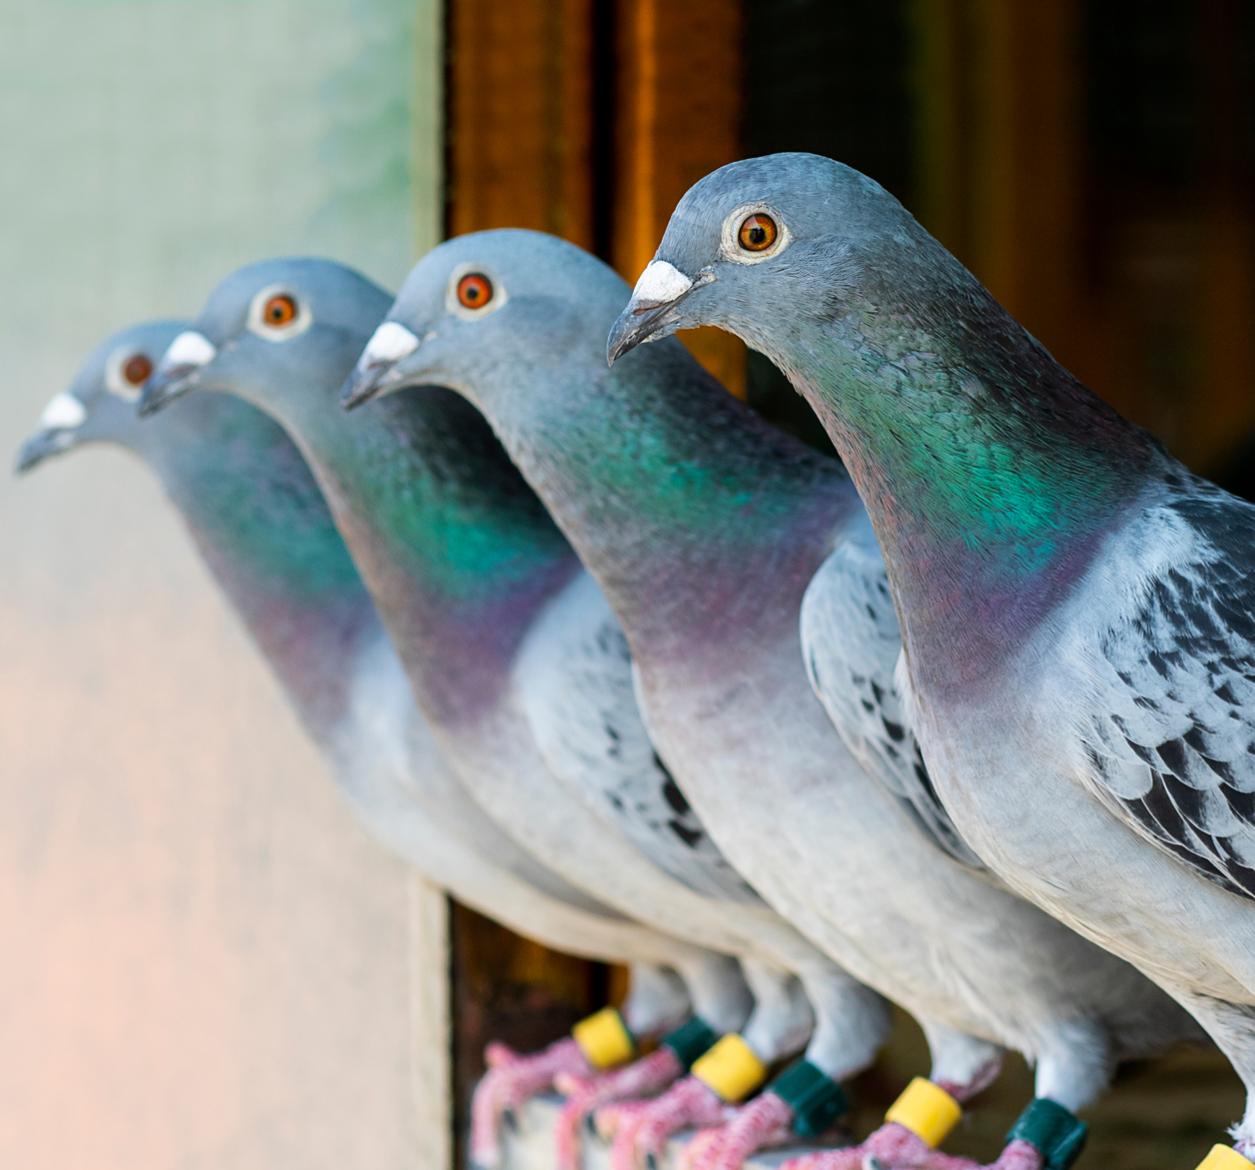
<box><xmin>737</xmin><ymin>213</ymin><xmax>778</xmax><ymax>252</ymax></box>
<box><xmin>457</xmin><ymin>273</ymin><xmax>493</xmax><ymax>310</ymax></box>
<box><xmin>263</xmin><ymin>294</ymin><xmax>298</xmax><ymax>327</ymax></box>
<box><xmin>123</xmin><ymin>354</ymin><xmax>153</xmax><ymax>385</ymax></box>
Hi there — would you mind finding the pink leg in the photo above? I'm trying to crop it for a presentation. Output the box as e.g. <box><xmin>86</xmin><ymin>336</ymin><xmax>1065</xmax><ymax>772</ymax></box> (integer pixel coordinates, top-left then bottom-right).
<box><xmin>553</xmin><ymin>1048</ymin><xmax>684</xmax><ymax>1170</ymax></box>
<box><xmin>470</xmin><ymin>1036</ymin><xmax>591</xmax><ymax>1169</ymax></box>
<box><xmin>610</xmin><ymin>1076</ymin><xmax>735</xmax><ymax>1170</ymax></box>
<box><xmin>484</xmin><ymin>1041</ymin><xmax>523</xmax><ymax>1070</ymax></box>
<box><xmin>777</xmin><ymin>1145</ymin><xmax>866</xmax><ymax>1170</ymax></box>
<box><xmin>861</xmin><ymin>1124</ymin><xmax>1042</xmax><ymax>1169</ymax></box>
<box><xmin>595</xmin><ymin>1097</ymin><xmax>659</xmax><ymax>1142</ymax></box>
<box><xmin>686</xmin><ymin>1089</ymin><xmax>798</xmax><ymax>1170</ymax></box>
<box><xmin>779</xmin><ymin>1125</ymin><xmax>1043</xmax><ymax>1170</ymax></box>
<box><xmin>678</xmin><ymin>1125</ymin><xmax>725</xmax><ymax>1170</ymax></box>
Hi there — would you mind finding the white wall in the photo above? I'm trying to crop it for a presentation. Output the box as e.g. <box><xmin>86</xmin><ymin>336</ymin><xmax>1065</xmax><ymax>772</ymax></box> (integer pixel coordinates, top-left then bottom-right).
<box><xmin>0</xmin><ymin>1</ymin><xmax>446</xmax><ymax>1167</ymax></box>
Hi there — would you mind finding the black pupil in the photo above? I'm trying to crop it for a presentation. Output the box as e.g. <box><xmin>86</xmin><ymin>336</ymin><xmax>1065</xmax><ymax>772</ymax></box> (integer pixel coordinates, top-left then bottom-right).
<box><xmin>466</xmin><ymin>282</ymin><xmax>481</xmax><ymax>300</ymax></box>
<box><xmin>270</xmin><ymin>302</ymin><xmax>287</xmax><ymax>319</ymax></box>
<box><xmin>746</xmin><ymin>221</ymin><xmax>767</xmax><ymax>245</ymax></box>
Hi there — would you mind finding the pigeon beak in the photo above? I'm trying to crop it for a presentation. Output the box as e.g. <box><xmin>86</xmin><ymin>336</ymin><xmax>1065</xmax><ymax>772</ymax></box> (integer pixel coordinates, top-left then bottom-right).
<box><xmin>606</xmin><ymin>261</ymin><xmax>713</xmax><ymax>365</ymax></box>
<box><xmin>139</xmin><ymin>330</ymin><xmax>217</xmax><ymax>416</ymax></box>
<box><xmin>341</xmin><ymin>321</ymin><xmax>421</xmax><ymax>410</ymax></box>
<box><xmin>15</xmin><ymin>392</ymin><xmax>88</xmax><ymax>473</ymax></box>
<box><xmin>15</xmin><ymin>427</ymin><xmax>74</xmax><ymax>473</ymax></box>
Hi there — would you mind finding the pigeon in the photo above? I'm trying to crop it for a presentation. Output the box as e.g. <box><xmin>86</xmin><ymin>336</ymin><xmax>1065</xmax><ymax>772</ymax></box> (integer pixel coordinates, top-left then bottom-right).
<box><xmin>17</xmin><ymin>319</ymin><xmax>740</xmax><ymax>1170</ymax></box>
<box><xmin>606</xmin><ymin>151</ymin><xmax>1255</xmax><ymax>1169</ymax></box>
<box><xmin>136</xmin><ymin>259</ymin><xmax>890</xmax><ymax>1164</ymax></box>
<box><xmin>343</xmin><ymin>228</ymin><xmax>1205</xmax><ymax>1170</ymax></box>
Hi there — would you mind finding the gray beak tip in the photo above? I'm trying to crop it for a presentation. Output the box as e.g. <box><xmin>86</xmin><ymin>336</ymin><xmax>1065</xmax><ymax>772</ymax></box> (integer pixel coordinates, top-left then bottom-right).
<box><xmin>14</xmin><ymin>430</ymin><xmax>65</xmax><ymax>475</ymax></box>
<box><xmin>605</xmin><ymin>315</ymin><xmax>643</xmax><ymax>367</ymax></box>
<box><xmin>340</xmin><ymin>368</ymin><xmax>379</xmax><ymax>411</ymax></box>
<box><xmin>137</xmin><ymin>370</ymin><xmax>191</xmax><ymax>417</ymax></box>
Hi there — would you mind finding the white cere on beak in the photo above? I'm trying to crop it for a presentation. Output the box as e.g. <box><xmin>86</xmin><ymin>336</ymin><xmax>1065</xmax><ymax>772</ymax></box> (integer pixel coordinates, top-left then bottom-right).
<box><xmin>360</xmin><ymin>321</ymin><xmax>420</xmax><ymax>369</ymax></box>
<box><xmin>631</xmin><ymin>261</ymin><xmax>694</xmax><ymax>307</ymax></box>
<box><xmin>40</xmin><ymin>392</ymin><xmax>86</xmax><ymax>430</ymax></box>
<box><xmin>164</xmin><ymin>331</ymin><xmax>217</xmax><ymax>369</ymax></box>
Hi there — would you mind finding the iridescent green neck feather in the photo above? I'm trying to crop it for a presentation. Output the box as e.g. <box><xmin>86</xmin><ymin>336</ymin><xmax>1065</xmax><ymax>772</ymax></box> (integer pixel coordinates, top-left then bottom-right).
<box><xmin>477</xmin><ymin>332</ymin><xmax>860</xmax><ymax>665</ymax></box>
<box><xmin>260</xmin><ymin>381</ymin><xmax>579</xmax><ymax>730</ymax></box>
<box><xmin>741</xmin><ymin>232</ymin><xmax>1160</xmax><ymax>695</ymax></box>
<box><xmin>132</xmin><ymin>392</ymin><xmax>377</xmax><ymax>741</ymax></box>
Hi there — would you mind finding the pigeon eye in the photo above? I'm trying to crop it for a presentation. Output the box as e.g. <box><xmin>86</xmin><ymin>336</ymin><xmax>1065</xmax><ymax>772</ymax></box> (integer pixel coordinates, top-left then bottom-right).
<box><xmin>737</xmin><ymin>214</ymin><xmax>777</xmax><ymax>252</ymax></box>
<box><xmin>122</xmin><ymin>354</ymin><xmax>152</xmax><ymax>385</ymax></box>
<box><xmin>457</xmin><ymin>273</ymin><xmax>493</xmax><ymax>310</ymax></box>
<box><xmin>263</xmin><ymin>294</ymin><xmax>299</xmax><ymax>327</ymax></box>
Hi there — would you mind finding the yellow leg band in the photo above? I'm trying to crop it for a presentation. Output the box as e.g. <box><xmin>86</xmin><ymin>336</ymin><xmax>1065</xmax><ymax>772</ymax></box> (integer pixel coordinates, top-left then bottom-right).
<box><xmin>1197</xmin><ymin>1146</ymin><xmax>1255</xmax><ymax>1170</ymax></box>
<box><xmin>690</xmin><ymin>1033</ymin><xmax>767</xmax><ymax>1103</ymax></box>
<box><xmin>572</xmin><ymin>1006</ymin><xmax>635</xmax><ymax>1070</ymax></box>
<box><xmin>884</xmin><ymin>1078</ymin><xmax>962</xmax><ymax>1149</ymax></box>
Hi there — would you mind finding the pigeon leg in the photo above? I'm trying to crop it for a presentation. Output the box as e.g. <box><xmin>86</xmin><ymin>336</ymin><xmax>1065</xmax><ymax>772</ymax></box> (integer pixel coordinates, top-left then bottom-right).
<box><xmin>621</xmin><ymin>962</ymin><xmax>700</xmax><ymax>1037</ymax></box>
<box><xmin>857</xmin><ymin>1075</ymin><xmax>1090</xmax><ymax>1170</ymax></box>
<box><xmin>774</xmin><ymin>1131</ymin><xmax>1042</xmax><ymax>1170</ymax></box>
<box><xmin>554</xmin><ymin>1048</ymin><xmax>684</xmax><ymax>1170</ymax></box>
<box><xmin>1166</xmin><ymin>987</ymin><xmax>1255</xmax><ymax>1160</ymax></box>
<box><xmin>857</xmin><ymin>1125</ymin><xmax>1041</xmax><ymax>1170</ymax></box>
<box><xmin>609</xmin><ymin>1076</ymin><xmax>736</xmax><ymax>1170</ymax></box>
<box><xmin>659</xmin><ymin>961</ymin><xmax>814</xmax><ymax>1170</ymax></box>
<box><xmin>471</xmin><ymin>1036</ymin><xmax>591</xmax><ymax>1169</ymax></box>
<box><xmin>595</xmin><ymin>1095</ymin><xmax>660</xmax><ymax>1142</ymax></box>
<box><xmin>687</xmin><ymin>962</ymin><xmax>889</xmax><ymax>1170</ymax></box>
<box><xmin>817</xmin><ymin>1023</ymin><xmax>1004</xmax><ymax>1170</ymax></box>
<box><xmin>684</xmin><ymin>1089</ymin><xmax>798</xmax><ymax>1170</ymax></box>
<box><xmin>563</xmin><ymin>958</ymin><xmax>755</xmax><ymax>1170</ymax></box>
<box><xmin>484</xmin><ymin>1041</ymin><xmax>523</xmax><ymax>1070</ymax></box>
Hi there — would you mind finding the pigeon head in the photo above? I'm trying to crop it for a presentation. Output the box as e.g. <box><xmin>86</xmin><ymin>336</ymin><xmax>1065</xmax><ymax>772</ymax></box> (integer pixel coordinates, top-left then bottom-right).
<box><xmin>16</xmin><ymin>321</ymin><xmax>187</xmax><ymax>473</ymax></box>
<box><xmin>140</xmin><ymin>258</ymin><xmax>391</xmax><ymax>418</ymax></box>
<box><xmin>606</xmin><ymin>152</ymin><xmax>926</xmax><ymax>365</ymax></box>
<box><xmin>341</xmin><ymin>229</ymin><xmax>632</xmax><ymax>411</ymax></box>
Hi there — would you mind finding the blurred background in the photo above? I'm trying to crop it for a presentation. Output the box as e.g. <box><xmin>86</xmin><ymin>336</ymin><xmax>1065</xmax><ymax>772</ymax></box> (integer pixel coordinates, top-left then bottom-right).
<box><xmin>1</xmin><ymin>0</ymin><xmax>1252</xmax><ymax>1167</ymax></box>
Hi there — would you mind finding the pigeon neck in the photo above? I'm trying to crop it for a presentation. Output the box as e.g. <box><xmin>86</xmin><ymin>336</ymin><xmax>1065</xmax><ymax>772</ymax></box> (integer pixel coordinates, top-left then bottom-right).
<box><xmin>135</xmin><ymin>397</ymin><xmax>377</xmax><ymax>742</ymax></box>
<box><xmin>763</xmin><ymin>251</ymin><xmax>1159</xmax><ymax>694</ymax></box>
<box><xmin>263</xmin><ymin>383</ymin><xmax>580</xmax><ymax>731</ymax></box>
<box><xmin>480</xmin><ymin>339</ymin><xmax>861</xmax><ymax>661</ymax></box>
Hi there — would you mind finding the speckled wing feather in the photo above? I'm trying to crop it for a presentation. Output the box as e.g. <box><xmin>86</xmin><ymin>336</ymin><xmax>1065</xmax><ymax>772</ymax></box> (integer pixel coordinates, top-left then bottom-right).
<box><xmin>516</xmin><ymin>572</ymin><xmax>762</xmax><ymax>904</ymax></box>
<box><xmin>801</xmin><ymin>539</ymin><xmax>988</xmax><ymax>871</ymax></box>
<box><xmin>1077</xmin><ymin>487</ymin><xmax>1255</xmax><ymax>901</ymax></box>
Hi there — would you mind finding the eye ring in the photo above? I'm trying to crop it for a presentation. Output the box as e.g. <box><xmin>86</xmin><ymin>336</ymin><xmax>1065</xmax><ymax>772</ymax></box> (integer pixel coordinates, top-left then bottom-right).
<box><xmin>456</xmin><ymin>273</ymin><xmax>493</xmax><ymax>310</ymax></box>
<box><xmin>720</xmin><ymin>202</ymin><xmax>791</xmax><ymax>265</ymax></box>
<box><xmin>105</xmin><ymin>346</ymin><xmax>153</xmax><ymax>401</ymax></box>
<box><xmin>737</xmin><ymin>214</ymin><xmax>777</xmax><ymax>252</ymax></box>
<box><xmin>122</xmin><ymin>353</ymin><xmax>153</xmax><ymax>385</ymax></box>
<box><xmin>263</xmin><ymin>293</ymin><xmax>298</xmax><ymax>327</ymax></box>
<box><xmin>247</xmin><ymin>284</ymin><xmax>313</xmax><ymax>341</ymax></box>
<box><xmin>445</xmin><ymin>262</ymin><xmax>508</xmax><ymax>320</ymax></box>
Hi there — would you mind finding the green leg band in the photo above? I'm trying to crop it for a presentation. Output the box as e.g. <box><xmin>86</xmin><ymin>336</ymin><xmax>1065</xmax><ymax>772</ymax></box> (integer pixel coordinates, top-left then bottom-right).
<box><xmin>770</xmin><ymin>1059</ymin><xmax>849</xmax><ymax>1138</ymax></box>
<box><xmin>1006</xmin><ymin>1098</ymin><xmax>1088</xmax><ymax>1170</ymax></box>
<box><xmin>659</xmin><ymin>1017</ymin><xmax>719</xmax><ymax>1072</ymax></box>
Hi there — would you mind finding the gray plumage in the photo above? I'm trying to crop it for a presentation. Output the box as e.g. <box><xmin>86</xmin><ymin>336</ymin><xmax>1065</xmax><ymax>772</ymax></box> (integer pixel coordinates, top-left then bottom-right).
<box><xmin>344</xmin><ymin>230</ymin><xmax>1204</xmax><ymax>1147</ymax></box>
<box><xmin>1078</xmin><ymin>488</ymin><xmax>1255</xmax><ymax>899</ymax></box>
<box><xmin>17</xmin><ymin>320</ymin><xmax>708</xmax><ymax>1040</ymax></box>
<box><xmin>518</xmin><ymin>572</ymin><xmax>760</xmax><ymax>902</ymax></box>
<box><xmin>134</xmin><ymin>259</ymin><xmax>862</xmax><ymax>1057</ymax></box>
<box><xmin>800</xmin><ymin>529</ymin><xmax>988</xmax><ymax>872</ymax></box>
<box><xmin>610</xmin><ymin>150</ymin><xmax>1255</xmax><ymax>1154</ymax></box>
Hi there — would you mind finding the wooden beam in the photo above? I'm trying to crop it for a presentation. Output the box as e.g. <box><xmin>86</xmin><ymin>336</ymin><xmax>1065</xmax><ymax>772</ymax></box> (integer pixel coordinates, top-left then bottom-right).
<box><xmin>965</xmin><ymin>0</ymin><xmax>1081</xmax><ymax>355</ymax></box>
<box><xmin>444</xmin><ymin>8</ymin><xmax>623</xmax><ymax>1160</ymax></box>
<box><xmin>911</xmin><ymin>0</ymin><xmax>1133</xmax><ymax>418</ymax></box>
<box><xmin>1190</xmin><ymin>0</ymin><xmax>1255</xmax><ymax>472</ymax></box>
<box><xmin>613</xmin><ymin>0</ymin><xmax>748</xmax><ymax>398</ymax></box>
<box><xmin>446</xmin><ymin>0</ymin><xmax>595</xmax><ymax>247</ymax></box>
